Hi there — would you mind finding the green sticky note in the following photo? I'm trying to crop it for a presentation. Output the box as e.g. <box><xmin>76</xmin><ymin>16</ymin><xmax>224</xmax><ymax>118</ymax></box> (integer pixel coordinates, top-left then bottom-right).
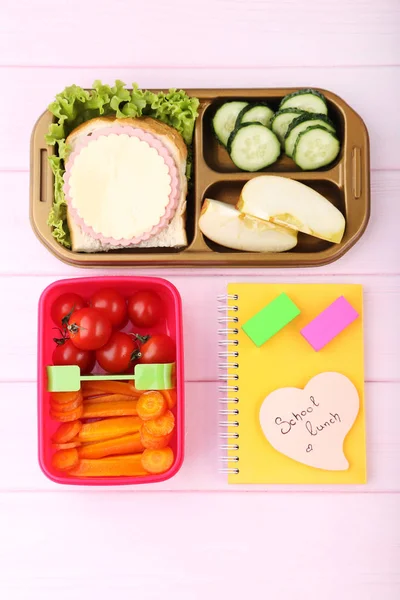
<box><xmin>241</xmin><ymin>293</ymin><xmax>300</xmax><ymax>347</ymax></box>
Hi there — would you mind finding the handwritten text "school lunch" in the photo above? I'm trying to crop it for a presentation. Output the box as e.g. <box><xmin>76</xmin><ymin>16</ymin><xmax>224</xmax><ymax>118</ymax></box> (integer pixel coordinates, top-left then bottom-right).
<box><xmin>274</xmin><ymin>396</ymin><xmax>341</xmax><ymax>437</ymax></box>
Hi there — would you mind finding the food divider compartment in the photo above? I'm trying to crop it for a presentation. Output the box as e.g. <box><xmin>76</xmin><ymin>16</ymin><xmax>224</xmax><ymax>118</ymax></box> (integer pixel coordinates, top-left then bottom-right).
<box><xmin>201</xmin><ymin>94</ymin><xmax>345</xmax><ymax>174</ymax></box>
<box><xmin>38</xmin><ymin>276</ymin><xmax>184</xmax><ymax>486</ymax></box>
<box><xmin>199</xmin><ymin>179</ymin><xmax>344</xmax><ymax>254</ymax></box>
<box><xmin>30</xmin><ymin>87</ymin><xmax>370</xmax><ymax>267</ymax></box>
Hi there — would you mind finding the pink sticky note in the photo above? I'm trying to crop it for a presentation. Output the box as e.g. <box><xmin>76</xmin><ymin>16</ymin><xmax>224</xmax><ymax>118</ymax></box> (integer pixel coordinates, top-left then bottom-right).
<box><xmin>300</xmin><ymin>296</ymin><xmax>359</xmax><ymax>351</ymax></box>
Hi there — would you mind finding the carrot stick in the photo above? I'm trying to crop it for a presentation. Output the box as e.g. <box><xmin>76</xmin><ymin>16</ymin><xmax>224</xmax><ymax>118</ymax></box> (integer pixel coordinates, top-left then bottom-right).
<box><xmin>143</xmin><ymin>410</ymin><xmax>175</xmax><ymax>437</ymax></box>
<box><xmin>78</xmin><ymin>433</ymin><xmax>143</xmax><ymax>459</ymax></box>
<box><xmin>69</xmin><ymin>454</ymin><xmax>148</xmax><ymax>477</ymax></box>
<box><xmin>141</xmin><ymin>447</ymin><xmax>174</xmax><ymax>474</ymax></box>
<box><xmin>82</xmin><ymin>400</ymin><xmax>138</xmax><ymax>419</ymax></box>
<box><xmin>140</xmin><ymin>424</ymin><xmax>172</xmax><ymax>450</ymax></box>
<box><xmin>161</xmin><ymin>389</ymin><xmax>177</xmax><ymax>410</ymax></box>
<box><xmin>51</xmin><ymin>390</ymin><xmax>83</xmax><ymax>405</ymax></box>
<box><xmin>52</xmin><ymin>448</ymin><xmax>79</xmax><ymax>471</ymax></box>
<box><xmin>52</xmin><ymin>421</ymin><xmax>82</xmax><ymax>444</ymax></box>
<box><xmin>78</xmin><ymin>416</ymin><xmax>142</xmax><ymax>443</ymax></box>
<box><xmin>50</xmin><ymin>405</ymin><xmax>84</xmax><ymax>422</ymax></box>
<box><xmin>84</xmin><ymin>394</ymin><xmax>139</xmax><ymax>404</ymax></box>
<box><xmin>137</xmin><ymin>391</ymin><xmax>167</xmax><ymax>421</ymax></box>
<box><xmin>82</xmin><ymin>381</ymin><xmax>140</xmax><ymax>398</ymax></box>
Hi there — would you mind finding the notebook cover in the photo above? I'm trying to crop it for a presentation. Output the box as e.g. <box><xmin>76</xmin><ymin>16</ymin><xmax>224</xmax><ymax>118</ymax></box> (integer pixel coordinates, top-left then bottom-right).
<box><xmin>225</xmin><ymin>283</ymin><xmax>366</xmax><ymax>484</ymax></box>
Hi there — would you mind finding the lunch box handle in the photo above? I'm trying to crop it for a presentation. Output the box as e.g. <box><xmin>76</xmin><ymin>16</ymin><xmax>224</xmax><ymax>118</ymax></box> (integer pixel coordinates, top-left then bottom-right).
<box><xmin>351</xmin><ymin>146</ymin><xmax>362</xmax><ymax>200</ymax></box>
<box><xmin>29</xmin><ymin>137</ymin><xmax>55</xmax><ymax>243</ymax></box>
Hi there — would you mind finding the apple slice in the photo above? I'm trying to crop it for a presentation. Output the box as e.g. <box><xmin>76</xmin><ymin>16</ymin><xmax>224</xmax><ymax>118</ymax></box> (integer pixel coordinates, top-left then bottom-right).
<box><xmin>199</xmin><ymin>199</ymin><xmax>297</xmax><ymax>252</ymax></box>
<box><xmin>237</xmin><ymin>176</ymin><xmax>346</xmax><ymax>244</ymax></box>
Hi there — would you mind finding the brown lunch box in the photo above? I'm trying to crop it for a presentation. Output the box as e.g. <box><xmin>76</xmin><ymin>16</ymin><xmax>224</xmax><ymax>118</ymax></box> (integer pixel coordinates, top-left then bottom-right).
<box><xmin>30</xmin><ymin>87</ymin><xmax>370</xmax><ymax>268</ymax></box>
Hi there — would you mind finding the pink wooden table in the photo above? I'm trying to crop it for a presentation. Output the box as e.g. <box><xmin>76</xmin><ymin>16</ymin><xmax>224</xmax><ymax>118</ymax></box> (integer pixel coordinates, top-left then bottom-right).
<box><xmin>0</xmin><ymin>1</ymin><xmax>399</xmax><ymax>597</ymax></box>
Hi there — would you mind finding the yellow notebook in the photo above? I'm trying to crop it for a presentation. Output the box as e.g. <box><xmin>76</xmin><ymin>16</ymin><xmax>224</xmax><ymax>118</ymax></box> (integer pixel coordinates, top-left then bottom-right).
<box><xmin>219</xmin><ymin>283</ymin><xmax>366</xmax><ymax>484</ymax></box>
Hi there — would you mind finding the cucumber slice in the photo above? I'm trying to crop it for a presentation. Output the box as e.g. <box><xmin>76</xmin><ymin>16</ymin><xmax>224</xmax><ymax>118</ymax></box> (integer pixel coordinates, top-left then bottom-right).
<box><xmin>280</xmin><ymin>89</ymin><xmax>328</xmax><ymax>115</ymax></box>
<box><xmin>227</xmin><ymin>123</ymin><xmax>280</xmax><ymax>171</ymax></box>
<box><xmin>212</xmin><ymin>101</ymin><xmax>249</xmax><ymax>147</ymax></box>
<box><xmin>284</xmin><ymin>113</ymin><xmax>335</xmax><ymax>158</ymax></box>
<box><xmin>293</xmin><ymin>125</ymin><xmax>340</xmax><ymax>170</ymax></box>
<box><xmin>271</xmin><ymin>108</ymin><xmax>305</xmax><ymax>144</ymax></box>
<box><xmin>236</xmin><ymin>103</ymin><xmax>275</xmax><ymax>129</ymax></box>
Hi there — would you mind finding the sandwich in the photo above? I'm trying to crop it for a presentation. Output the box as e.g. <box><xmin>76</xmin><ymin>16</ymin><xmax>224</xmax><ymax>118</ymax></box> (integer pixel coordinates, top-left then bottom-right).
<box><xmin>45</xmin><ymin>81</ymin><xmax>199</xmax><ymax>253</ymax></box>
<box><xmin>65</xmin><ymin>116</ymin><xmax>188</xmax><ymax>252</ymax></box>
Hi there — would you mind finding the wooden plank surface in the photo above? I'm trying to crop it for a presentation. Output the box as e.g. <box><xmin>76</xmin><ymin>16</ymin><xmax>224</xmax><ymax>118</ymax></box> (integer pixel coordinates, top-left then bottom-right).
<box><xmin>1</xmin><ymin>66</ymin><xmax>399</xmax><ymax>170</ymax></box>
<box><xmin>1</xmin><ymin>0</ymin><xmax>399</xmax><ymax>67</ymax></box>
<box><xmin>1</xmin><ymin>381</ymin><xmax>399</xmax><ymax>493</ymax></box>
<box><xmin>0</xmin><ymin>0</ymin><xmax>399</xmax><ymax>597</ymax></box>
<box><xmin>0</xmin><ymin>492</ymin><xmax>400</xmax><ymax>600</ymax></box>
<box><xmin>0</xmin><ymin>492</ymin><xmax>399</xmax><ymax>600</ymax></box>
<box><xmin>0</xmin><ymin>274</ymin><xmax>399</xmax><ymax>383</ymax></box>
<box><xmin>2</xmin><ymin>171</ymin><xmax>400</xmax><ymax>276</ymax></box>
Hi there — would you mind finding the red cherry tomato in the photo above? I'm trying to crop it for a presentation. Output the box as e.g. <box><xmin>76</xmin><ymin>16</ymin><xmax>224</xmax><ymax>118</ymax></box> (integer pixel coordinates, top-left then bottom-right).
<box><xmin>67</xmin><ymin>308</ymin><xmax>112</xmax><ymax>351</ymax></box>
<box><xmin>96</xmin><ymin>332</ymin><xmax>136</xmax><ymax>374</ymax></box>
<box><xmin>52</xmin><ymin>340</ymin><xmax>96</xmax><ymax>375</ymax></box>
<box><xmin>90</xmin><ymin>288</ymin><xmax>128</xmax><ymax>329</ymax></box>
<box><xmin>51</xmin><ymin>293</ymin><xmax>86</xmax><ymax>327</ymax></box>
<box><xmin>138</xmin><ymin>334</ymin><xmax>176</xmax><ymax>364</ymax></box>
<box><xmin>128</xmin><ymin>291</ymin><xmax>163</xmax><ymax>328</ymax></box>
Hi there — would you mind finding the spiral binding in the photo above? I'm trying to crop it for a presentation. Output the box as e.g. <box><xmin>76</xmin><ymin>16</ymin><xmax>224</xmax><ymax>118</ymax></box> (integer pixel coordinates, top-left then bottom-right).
<box><xmin>218</xmin><ymin>293</ymin><xmax>240</xmax><ymax>475</ymax></box>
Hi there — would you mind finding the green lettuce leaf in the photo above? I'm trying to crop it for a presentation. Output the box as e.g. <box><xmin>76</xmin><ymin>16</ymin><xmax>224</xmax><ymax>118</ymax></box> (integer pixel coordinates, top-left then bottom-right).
<box><xmin>46</xmin><ymin>81</ymin><xmax>199</xmax><ymax>249</ymax></box>
<box><xmin>47</xmin><ymin>155</ymin><xmax>70</xmax><ymax>247</ymax></box>
<box><xmin>146</xmin><ymin>89</ymin><xmax>199</xmax><ymax>145</ymax></box>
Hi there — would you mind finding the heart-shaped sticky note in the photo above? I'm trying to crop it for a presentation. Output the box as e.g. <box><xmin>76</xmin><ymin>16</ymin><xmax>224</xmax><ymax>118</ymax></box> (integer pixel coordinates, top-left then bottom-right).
<box><xmin>259</xmin><ymin>372</ymin><xmax>360</xmax><ymax>471</ymax></box>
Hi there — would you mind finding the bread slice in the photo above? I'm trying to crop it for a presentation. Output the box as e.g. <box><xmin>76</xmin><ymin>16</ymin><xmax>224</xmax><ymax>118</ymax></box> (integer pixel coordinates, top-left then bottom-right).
<box><xmin>65</xmin><ymin>116</ymin><xmax>188</xmax><ymax>252</ymax></box>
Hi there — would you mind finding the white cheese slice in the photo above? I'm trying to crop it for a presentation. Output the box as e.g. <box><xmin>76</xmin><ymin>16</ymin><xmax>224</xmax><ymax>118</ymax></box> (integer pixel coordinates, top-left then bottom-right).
<box><xmin>67</xmin><ymin>133</ymin><xmax>173</xmax><ymax>241</ymax></box>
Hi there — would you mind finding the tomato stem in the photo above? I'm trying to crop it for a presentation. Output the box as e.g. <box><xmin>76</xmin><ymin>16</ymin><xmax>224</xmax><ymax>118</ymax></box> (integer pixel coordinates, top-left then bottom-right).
<box><xmin>52</xmin><ymin>327</ymin><xmax>69</xmax><ymax>346</ymax></box>
<box><xmin>134</xmin><ymin>334</ymin><xmax>150</xmax><ymax>344</ymax></box>
<box><xmin>61</xmin><ymin>305</ymin><xmax>77</xmax><ymax>328</ymax></box>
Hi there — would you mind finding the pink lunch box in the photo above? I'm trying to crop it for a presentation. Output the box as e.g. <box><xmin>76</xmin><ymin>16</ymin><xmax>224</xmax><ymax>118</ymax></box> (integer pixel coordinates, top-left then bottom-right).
<box><xmin>37</xmin><ymin>276</ymin><xmax>185</xmax><ymax>485</ymax></box>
